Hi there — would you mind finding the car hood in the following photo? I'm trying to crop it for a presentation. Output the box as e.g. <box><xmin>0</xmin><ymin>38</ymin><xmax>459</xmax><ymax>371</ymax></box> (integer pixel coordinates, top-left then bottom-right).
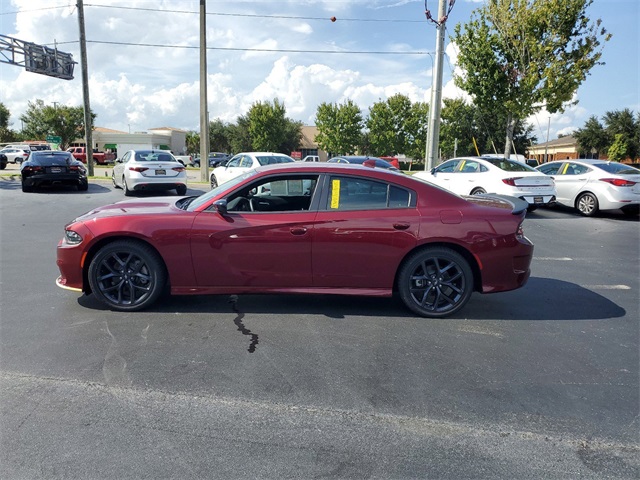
<box><xmin>73</xmin><ymin>197</ymin><xmax>182</xmax><ymax>222</ymax></box>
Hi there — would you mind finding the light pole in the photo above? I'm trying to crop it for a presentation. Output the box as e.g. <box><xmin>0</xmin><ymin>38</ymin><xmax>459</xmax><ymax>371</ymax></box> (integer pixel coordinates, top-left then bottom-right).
<box><xmin>425</xmin><ymin>0</ymin><xmax>447</xmax><ymax>171</ymax></box>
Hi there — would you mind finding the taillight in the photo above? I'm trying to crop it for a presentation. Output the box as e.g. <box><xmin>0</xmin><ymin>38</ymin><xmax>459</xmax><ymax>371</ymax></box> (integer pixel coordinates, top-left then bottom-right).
<box><xmin>502</xmin><ymin>177</ymin><xmax>523</xmax><ymax>186</ymax></box>
<box><xmin>129</xmin><ymin>166</ymin><xmax>148</xmax><ymax>172</ymax></box>
<box><xmin>23</xmin><ymin>166</ymin><xmax>43</xmax><ymax>173</ymax></box>
<box><xmin>172</xmin><ymin>167</ymin><xmax>185</xmax><ymax>172</ymax></box>
<box><xmin>69</xmin><ymin>165</ymin><xmax>87</xmax><ymax>174</ymax></box>
<box><xmin>600</xmin><ymin>178</ymin><xmax>636</xmax><ymax>187</ymax></box>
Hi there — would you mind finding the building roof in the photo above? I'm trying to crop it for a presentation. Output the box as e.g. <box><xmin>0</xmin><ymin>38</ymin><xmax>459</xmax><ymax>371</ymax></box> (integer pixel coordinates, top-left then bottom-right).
<box><xmin>148</xmin><ymin>126</ymin><xmax>188</xmax><ymax>133</ymax></box>
<box><xmin>94</xmin><ymin>126</ymin><xmax>127</xmax><ymax>134</ymax></box>
<box><xmin>532</xmin><ymin>135</ymin><xmax>576</xmax><ymax>148</ymax></box>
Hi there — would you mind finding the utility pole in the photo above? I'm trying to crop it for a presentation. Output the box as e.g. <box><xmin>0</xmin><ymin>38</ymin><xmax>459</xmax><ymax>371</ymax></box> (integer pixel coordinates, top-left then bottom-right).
<box><xmin>199</xmin><ymin>0</ymin><xmax>210</xmax><ymax>182</ymax></box>
<box><xmin>543</xmin><ymin>116</ymin><xmax>550</xmax><ymax>163</ymax></box>
<box><xmin>76</xmin><ymin>0</ymin><xmax>94</xmax><ymax>176</ymax></box>
<box><xmin>425</xmin><ymin>0</ymin><xmax>447</xmax><ymax>171</ymax></box>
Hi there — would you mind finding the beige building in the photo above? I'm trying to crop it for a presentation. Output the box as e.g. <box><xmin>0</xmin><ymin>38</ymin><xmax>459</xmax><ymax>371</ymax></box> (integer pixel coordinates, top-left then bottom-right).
<box><xmin>526</xmin><ymin>135</ymin><xmax>581</xmax><ymax>163</ymax></box>
<box><xmin>72</xmin><ymin>126</ymin><xmax>187</xmax><ymax>159</ymax></box>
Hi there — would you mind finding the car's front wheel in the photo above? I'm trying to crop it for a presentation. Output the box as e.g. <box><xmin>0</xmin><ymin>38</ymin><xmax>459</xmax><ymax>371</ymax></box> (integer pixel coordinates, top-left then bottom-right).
<box><xmin>88</xmin><ymin>240</ymin><xmax>167</xmax><ymax>311</ymax></box>
<box><xmin>576</xmin><ymin>192</ymin><xmax>598</xmax><ymax>216</ymax></box>
<box><xmin>397</xmin><ymin>247</ymin><xmax>474</xmax><ymax>318</ymax></box>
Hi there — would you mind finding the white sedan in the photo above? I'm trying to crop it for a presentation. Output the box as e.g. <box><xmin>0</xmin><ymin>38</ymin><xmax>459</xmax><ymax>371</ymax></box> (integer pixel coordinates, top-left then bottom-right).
<box><xmin>210</xmin><ymin>152</ymin><xmax>295</xmax><ymax>188</ymax></box>
<box><xmin>536</xmin><ymin>159</ymin><xmax>640</xmax><ymax>216</ymax></box>
<box><xmin>112</xmin><ymin>150</ymin><xmax>187</xmax><ymax>196</ymax></box>
<box><xmin>414</xmin><ymin>156</ymin><xmax>556</xmax><ymax>210</ymax></box>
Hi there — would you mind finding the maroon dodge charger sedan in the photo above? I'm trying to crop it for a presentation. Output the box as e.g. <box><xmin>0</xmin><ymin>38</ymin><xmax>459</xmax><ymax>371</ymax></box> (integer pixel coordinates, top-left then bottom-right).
<box><xmin>56</xmin><ymin>162</ymin><xmax>533</xmax><ymax>318</ymax></box>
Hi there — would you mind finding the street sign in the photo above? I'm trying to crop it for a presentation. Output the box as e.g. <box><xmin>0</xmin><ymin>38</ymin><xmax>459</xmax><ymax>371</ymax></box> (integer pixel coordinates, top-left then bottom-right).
<box><xmin>46</xmin><ymin>135</ymin><xmax>62</xmax><ymax>144</ymax></box>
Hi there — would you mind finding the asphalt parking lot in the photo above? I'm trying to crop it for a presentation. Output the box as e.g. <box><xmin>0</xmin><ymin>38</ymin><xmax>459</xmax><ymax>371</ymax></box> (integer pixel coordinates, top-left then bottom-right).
<box><xmin>1</xmin><ymin>171</ymin><xmax>638</xmax><ymax>478</ymax></box>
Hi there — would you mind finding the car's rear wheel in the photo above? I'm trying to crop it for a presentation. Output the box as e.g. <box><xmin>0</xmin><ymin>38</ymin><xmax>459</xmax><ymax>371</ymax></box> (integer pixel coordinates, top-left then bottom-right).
<box><xmin>21</xmin><ymin>181</ymin><xmax>33</xmax><ymax>193</ymax></box>
<box><xmin>398</xmin><ymin>247</ymin><xmax>473</xmax><ymax>318</ymax></box>
<box><xmin>88</xmin><ymin>240</ymin><xmax>167</xmax><ymax>312</ymax></box>
<box><xmin>176</xmin><ymin>185</ymin><xmax>187</xmax><ymax>196</ymax></box>
<box><xmin>112</xmin><ymin>171</ymin><xmax>119</xmax><ymax>189</ymax></box>
<box><xmin>471</xmin><ymin>187</ymin><xmax>486</xmax><ymax>195</ymax></box>
<box><xmin>576</xmin><ymin>192</ymin><xmax>598</xmax><ymax>216</ymax></box>
<box><xmin>123</xmin><ymin>176</ymin><xmax>133</xmax><ymax>196</ymax></box>
<box><xmin>78</xmin><ymin>179</ymin><xmax>89</xmax><ymax>191</ymax></box>
<box><xmin>210</xmin><ymin>174</ymin><xmax>218</xmax><ymax>189</ymax></box>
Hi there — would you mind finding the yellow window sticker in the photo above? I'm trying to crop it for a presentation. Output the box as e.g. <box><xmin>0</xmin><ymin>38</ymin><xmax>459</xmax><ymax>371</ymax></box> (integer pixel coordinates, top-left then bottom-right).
<box><xmin>562</xmin><ymin>163</ymin><xmax>569</xmax><ymax>174</ymax></box>
<box><xmin>331</xmin><ymin>179</ymin><xmax>341</xmax><ymax>209</ymax></box>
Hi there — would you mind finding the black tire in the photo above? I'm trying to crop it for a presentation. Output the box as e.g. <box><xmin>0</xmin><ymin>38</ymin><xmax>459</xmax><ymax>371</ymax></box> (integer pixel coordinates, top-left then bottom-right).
<box><xmin>397</xmin><ymin>247</ymin><xmax>474</xmax><ymax>318</ymax></box>
<box><xmin>176</xmin><ymin>184</ymin><xmax>187</xmax><ymax>196</ymax></box>
<box><xmin>88</xmin><ymin>240</ymin><xmax>167</xmax><ymax>312</ymax></box>
<box><xmin>0</xmin><ymin>163</ymin><xmax>6</xmax><ymax>170</ymax></box>
<box><xmin>21</xmin><ymin>182</ymin><xmax>33</xmax><ymax>193</ymax></box>
<box><xmin>576</xmin><ymin>192</ymin><xmax>598</xmax><ymax>216</ymax></box>
<box><xmin>471</xmin><ymin>187</ymin><xmax>486</xmax><ymax>195</ymax></box>
<box><xmin>123</xmin><ymin>176</ymin><xmax>133</xmax><ymax>196</ymax></box>
<box><xmin>210</xmin><ymin>174</ymin><xmax>218</xmax><ymax>189</ymax></box>
<box><xmin>78</xmin><ymin>180</ymin><xmax>89</xmax><ymax>191</ymax></box>
<box><xmin>112</xmin><ymin>171</ymin><xmax>119</xmax><ymax>189</ymax></box>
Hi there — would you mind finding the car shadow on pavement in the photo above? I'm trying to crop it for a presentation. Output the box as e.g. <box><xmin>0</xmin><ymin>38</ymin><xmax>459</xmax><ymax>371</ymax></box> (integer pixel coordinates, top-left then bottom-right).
<box><xmin>76</xmin><ymin>276</ymin><xmax>626</xmax><ymax>321</ymax></box>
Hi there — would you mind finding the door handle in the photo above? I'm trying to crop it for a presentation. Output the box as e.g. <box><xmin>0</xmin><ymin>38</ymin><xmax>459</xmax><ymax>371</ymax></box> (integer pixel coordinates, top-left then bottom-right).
<box><xmin>393</xmin><ymin>223</ymin><xmax>410</xmax><ymax>230</ymax></box>
<box><xmin>290</xmin><ymin>227</ymin><xmax>307</xmax><ymax>235</ymax></box>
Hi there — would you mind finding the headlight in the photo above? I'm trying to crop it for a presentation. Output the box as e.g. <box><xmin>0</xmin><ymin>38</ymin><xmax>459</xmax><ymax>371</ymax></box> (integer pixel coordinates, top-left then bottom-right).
<box><xmin>65</xmin><ymin>229</ymin><xmax>83</xmax><ymax>245</ymax></box>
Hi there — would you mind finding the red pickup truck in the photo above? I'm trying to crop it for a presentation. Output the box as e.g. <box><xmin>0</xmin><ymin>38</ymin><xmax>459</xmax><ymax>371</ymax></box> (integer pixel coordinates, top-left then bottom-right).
<box><xmin>66</xmin><ymin>147</ymin><xmax>116</xmax><ymax>165</ymax></box>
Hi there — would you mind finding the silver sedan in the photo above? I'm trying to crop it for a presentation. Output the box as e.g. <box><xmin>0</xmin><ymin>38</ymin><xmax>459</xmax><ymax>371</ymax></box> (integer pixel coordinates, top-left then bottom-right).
<box><xmin>536</xmin><ymin>159</ymin><xmax>640</xmax><ymax>216</ymax></box>
<box><xmin>112</xmin><ymin>150</ymin><xmax>188</xmax><ymax>196</ymax></box>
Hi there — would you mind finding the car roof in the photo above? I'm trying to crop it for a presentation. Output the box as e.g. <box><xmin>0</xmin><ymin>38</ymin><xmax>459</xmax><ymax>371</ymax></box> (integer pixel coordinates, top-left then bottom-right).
<box><xmin>330</xmin><ymin>155</ymin><xmax>385</xmax><ymax>161</ymax></box>
<box><xmin>252</xmin><ymin>161</ymin><xmax>406</xmax><ymax>178</ymax></box>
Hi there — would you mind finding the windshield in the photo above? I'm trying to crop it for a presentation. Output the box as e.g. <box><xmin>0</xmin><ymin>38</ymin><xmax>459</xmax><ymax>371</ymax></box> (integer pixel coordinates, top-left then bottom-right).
<box><xmin>186</xmin><ymin>170</ymin><xmax>258</xmax><ymax>211</ymax></box>
<box><xmin>483</xmin><ymin>158</ymin><xmax>536</xmax><ymax>172</ymax></box>
<box><xmin>594</xmin><ymin>162</ymin><xmax>640</xmax><ymax>175</ymax></box>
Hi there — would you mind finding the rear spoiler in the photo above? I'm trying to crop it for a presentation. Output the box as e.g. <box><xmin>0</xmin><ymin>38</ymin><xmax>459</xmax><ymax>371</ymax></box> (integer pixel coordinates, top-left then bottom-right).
<box><xmin>478</xmin><ymin>193</ymin><xmax>529</xmax><ymax>215</ymax></box>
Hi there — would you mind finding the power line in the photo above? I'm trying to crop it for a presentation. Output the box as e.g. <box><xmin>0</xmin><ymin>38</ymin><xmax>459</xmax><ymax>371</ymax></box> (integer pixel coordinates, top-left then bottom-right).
<box><xmin>51</xmin><ymin>39</ymin><xmax>432</xmax><ymax>56</ymax></box>
<box><xmin>82</xmin><ymin>3</ymin><xmax>425</xmax><ymax>23</ymax></box>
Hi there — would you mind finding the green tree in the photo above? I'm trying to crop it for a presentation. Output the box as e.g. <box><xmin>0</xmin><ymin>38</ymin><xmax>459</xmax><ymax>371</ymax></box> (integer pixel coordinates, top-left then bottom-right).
<box><xmin>440</xmin><ymin>98</ymin><xmax>479</xmax><ymax>158</ymax></box>
<box><xmin>315</xmin><ymin>100</ymin><xmax>364</xmax><ymax>156</ymax></box>
<box><xmin>404</xmin><ymin>101</ymin><xmax>429</xmax><ymax>161</ymax></box>
<box><xmin>185</xmin><ymin>131</ymin><xmax>200</xmax><ymax>155</ymax></box>
<box><xmin>367</xmin><ymin>94</ymin><xmax>414</xmax><ymax>157</ymax></box>
<box><xmin>227</xmin><ymin>115</ymin><xmax>252</xmax><ymax>154</ymax></box>
<box><xmin>20</xmin><ymin>99</ymin><xmax>94</xmax><ymax>149</ymax></box>
<box><xmin>607</xmin><ymin>133</ymin><xmax>628</xmax><ymax>162</ymax></box>
<box><xmin>452</xmin><ymin>0</ymin><xmax>610</xmax><ymax>158</ymax></box>
<box><xmin>574</xmin><ymin>115</ymin><xmax>608</xmax><ymax>158</ymax></box>
<box><xmin>209</xmin><ymin>118</ymin><xmax>231</xmax><ymax>153</ymax></box>
<box><xmin>242</xmin><ymin>99</ymin><xmax>302</xmax><ymax>154</ymax></box>
<box><xmin>602</xmin><ymin>109</ymin><xmax>639</xmax><ymax>160</ymax></box>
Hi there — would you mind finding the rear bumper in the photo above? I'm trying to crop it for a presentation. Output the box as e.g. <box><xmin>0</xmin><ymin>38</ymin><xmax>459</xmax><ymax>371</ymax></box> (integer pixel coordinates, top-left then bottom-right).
<box><xmin>23</xmin><ymin>173</ymin><xmax>86</xmax><ymax>186</ymax></box>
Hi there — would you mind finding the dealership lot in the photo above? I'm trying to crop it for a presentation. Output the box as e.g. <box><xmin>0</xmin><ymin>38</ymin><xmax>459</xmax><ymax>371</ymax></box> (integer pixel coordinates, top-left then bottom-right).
<box><xmin>1</xmin><ymin>175</ymin><xmax>638</xmax><ymax>478</ymax></box>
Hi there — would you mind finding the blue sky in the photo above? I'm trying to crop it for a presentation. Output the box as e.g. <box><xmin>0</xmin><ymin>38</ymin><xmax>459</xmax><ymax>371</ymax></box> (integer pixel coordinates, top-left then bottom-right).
<box><xmin>1</xmin><ymin>0</ymin><xmax>638</xmax><ymax>148</ymax></box>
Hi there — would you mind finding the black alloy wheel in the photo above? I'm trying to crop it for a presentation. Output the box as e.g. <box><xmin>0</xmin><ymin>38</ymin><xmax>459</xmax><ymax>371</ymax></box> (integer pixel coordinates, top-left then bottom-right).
<box><xmin>88</xmin><ymin>240</ymin><xmax>167</xmax><ymax>311</ymax></box>
<box><xmin>398</xmin><ymin>247</ymin><xmax>473</xmax><ymax>318</ymax></box>
<box><xmin>576</xmin><ymin>192</ymin><xmax>598</xmax><ymax>216</ymax></box>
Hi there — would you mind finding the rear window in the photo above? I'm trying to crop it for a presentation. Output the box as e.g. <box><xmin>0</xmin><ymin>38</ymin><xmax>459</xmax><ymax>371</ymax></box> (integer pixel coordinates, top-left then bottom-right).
<box><xmin>33</xmin><ymin>152</ymin><xmax>74</xmax><ymax>161</ymax></box>
<box><xmin>594</xmin><ymin>163</ymin><xmax>640</xmax><ymax>175</ymax></box>
<box><xmin>256</xmin><ymin>155</ymin><xmax>295</xmax><ymax>166</ymax></box>
<box><xmin>483</xmin><ymin>158</ymin><xmax>535</xmax><ymax>172</ymax></box>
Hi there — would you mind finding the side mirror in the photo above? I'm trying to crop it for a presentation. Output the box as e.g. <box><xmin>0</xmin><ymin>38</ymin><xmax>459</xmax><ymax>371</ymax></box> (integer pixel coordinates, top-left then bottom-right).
<box><xmin>430</xmin><ymin>168</ymin><xmax>436</xmax><ymax>174</ymax></box>
<box><xmin>213</xmin><ymin>199</ymin><xmax>228</xmax><ymax>215</ymax></box>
